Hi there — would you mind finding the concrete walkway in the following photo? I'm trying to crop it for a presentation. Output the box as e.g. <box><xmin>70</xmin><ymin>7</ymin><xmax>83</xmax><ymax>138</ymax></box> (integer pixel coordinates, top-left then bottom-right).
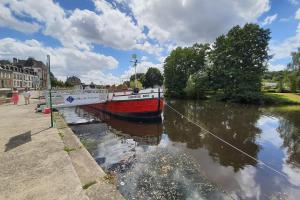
<box><xmin>0</xmin><ymin>98</ymin><xmax>89</xmax><ymax>200</ymax></box>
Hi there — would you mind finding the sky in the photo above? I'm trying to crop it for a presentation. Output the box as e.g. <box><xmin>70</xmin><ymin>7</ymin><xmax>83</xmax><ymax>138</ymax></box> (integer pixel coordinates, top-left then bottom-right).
<box><xmin>0</xmin><ymin>0</ymin><xmax>299</xmax><ymax>85</ymax></box>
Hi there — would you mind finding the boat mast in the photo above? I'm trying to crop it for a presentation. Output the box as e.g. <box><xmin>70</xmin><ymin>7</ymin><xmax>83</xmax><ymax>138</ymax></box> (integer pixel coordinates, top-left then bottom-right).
<box><xmin>132</xmin><ymin>54</ymin><xmax>138</xmax><ymax>88</ymax></box>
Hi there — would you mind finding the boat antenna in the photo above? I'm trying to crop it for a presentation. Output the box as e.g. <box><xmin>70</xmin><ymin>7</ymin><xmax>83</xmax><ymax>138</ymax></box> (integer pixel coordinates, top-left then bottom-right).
<box><xmin>131</xmin><ymin>54</ymin><xmax>138</xmax><ymax>88</ymax></box>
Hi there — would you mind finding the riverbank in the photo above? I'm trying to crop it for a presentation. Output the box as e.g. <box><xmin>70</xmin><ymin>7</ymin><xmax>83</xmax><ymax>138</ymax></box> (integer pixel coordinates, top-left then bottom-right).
<box><xmin>0</xmin><ymin>98</ymin><xmax>123</xmax><ymax>200</ymax></box>
<box><xmin>262</xmin><ymin>92</ymin><xmax>300</xmax><ymax>105</ymax></box>
<box><xmin>53</xmin><ymin>113</ymin><xmax>124</xmax><ymax>200</ymax></box>
<box><xmin>0</xmin><ymin>99</ymin><xmax>88</xmax><ymax>200</ymax></box>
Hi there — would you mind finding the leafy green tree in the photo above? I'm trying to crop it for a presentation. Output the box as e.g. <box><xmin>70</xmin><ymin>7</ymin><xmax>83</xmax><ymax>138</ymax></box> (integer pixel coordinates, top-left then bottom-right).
<box><xmin>123</xmin><ymin>81</ymin><xmax>130</xmax><ymax>87</ymax></box>
<box><xmin>50</xmin><ymin>71</ymin><xmax>65</xmax><ymax>88</ymax></box>
<box><xmin>184</xmin><ymin>72</ymin><xmax>209</xmax><ymax>99</ymax></box>
<box><xmin>143</xmin><ymin>67</ymin><xmax>163</xmax><ymax>88</ymax></box>
<box><xmin>164</xmin><ymin>43</ymin><xmax>210</xmax><ymax>98</ymax></box>
<box><xmin>209</xmin><ymin>23</ymin><xmax>271</xmax><ymax>101</ymax></box>
<box><xmin>130</xmin><ymin>73</ymin><xmax>145</xmax><ymax>82</ymax></box>
<box><xmin>287</xmin><ymin>48</ymin><xmax>300</xmax><ymax>71</ymax></box>
<box><xmin>129</xmin><ymin>80</ymin><xmax>142</xmax><ymax>89</ymax></box>
<box><xmin>287</xmin><ymin>72</ymin><xmax>300</xmax><ymax>92</ymax></box>
<box><xmin>0</xmin><ymin>60</ymin><xmax>11</xmax><ymax>65</ymax></box>
<box><xmin>285</xmin><ymin>48</ymin><xmax>300</xmax><ymax>92</ymax></box>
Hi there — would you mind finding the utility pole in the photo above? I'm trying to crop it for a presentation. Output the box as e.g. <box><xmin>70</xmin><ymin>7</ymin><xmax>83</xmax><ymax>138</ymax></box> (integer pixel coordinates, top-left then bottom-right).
<box><xmin>47</xmin><ymin>55</ymin><xmax>53</xmax><ymax>127</ymax></box>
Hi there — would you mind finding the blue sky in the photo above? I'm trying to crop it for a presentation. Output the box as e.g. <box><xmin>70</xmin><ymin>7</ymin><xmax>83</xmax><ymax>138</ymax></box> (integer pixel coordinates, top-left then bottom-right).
<box><xmin>0</xmin><ymin>0</ymin><xmax>299</xmax><ymax>84</ymax></box>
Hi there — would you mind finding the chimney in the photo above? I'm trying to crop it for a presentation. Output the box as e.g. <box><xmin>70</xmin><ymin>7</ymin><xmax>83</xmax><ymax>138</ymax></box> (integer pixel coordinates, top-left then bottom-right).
<box><xmin>13</xmin><ymin>58</ymin><xmax>18</xmax><ymax>64</ymax></box>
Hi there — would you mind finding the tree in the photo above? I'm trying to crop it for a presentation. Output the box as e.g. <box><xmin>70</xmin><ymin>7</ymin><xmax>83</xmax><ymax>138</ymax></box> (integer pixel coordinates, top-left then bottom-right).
<box><xmin>130</xmin><ymin>73</ymin><xmax>145</xmax><ymax>83</ymax></box>
<box><xmin>50</xmin><ymin>71</ymin><xmax>65</xmax><ymax>88</ymax></box>
<box><xmin>287</xmin><ymin>48</ymin><xmax>300</xmax><ymax>71</ymax></box>
<box><xmin>184</xmin><ymin>72</ymin><xmax>209</xmax><ymax>99</ymax></box>
<box><xmin>143</xmin><ymin>67</ymin><xmax>163</xmax><ymax>88</ymax></box>
<box><xmin>209</xmin><ymin>23</ymin><xmax>271</xmax><ymax>101</ymax></box>
<box><xmin>129</xmin><ymin>80</ymin><xmax>142</xmax><ymax>89</ymax></box>
<box><xmin>0</xmin><ymin>60</ymin><xmax>11</xmax><ymax>65</ymax></box>
<box><xmin>164</xmin><ymin>43</ymin><xmax>210</xmax><ymax>97</ymax></box>
<box><xmin>286</xmin><ymin>48</ymin><xmax>300</xmax><ymax>92</ymax></box>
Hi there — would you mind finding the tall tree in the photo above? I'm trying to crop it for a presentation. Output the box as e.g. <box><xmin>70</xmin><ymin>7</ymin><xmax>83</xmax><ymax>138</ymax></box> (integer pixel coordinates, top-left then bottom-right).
<box><xmin>209</xmin><ymin>23</ymin><xmax>271</xmax><ymax>100</ymax></box>
<box><xmin>287</xmin><ymin>48</ymin><xmax>300</xmax><ymax>71</ymax></box>
<box><xmin>50</xmin><ymin>71</ymin><xmax>65</xmax><ymax>87</ymax></box>
<box><xmin>164</xmin><ymin>43</ymin><xmax>210</xmax><ymax>97</ymax></box>
<box><xmin>130</xmin><ymin>73</ymin><xmax>145</xmax><ymax>83</ymax></box>
<box><xmin>143</xmin><ymin>67</ymin><xmax>163</xmax><ymax>88</ymax></box>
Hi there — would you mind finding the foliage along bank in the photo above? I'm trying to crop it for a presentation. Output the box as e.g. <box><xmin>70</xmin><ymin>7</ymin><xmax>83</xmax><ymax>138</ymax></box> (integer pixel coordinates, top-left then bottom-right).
<box><xmin>163</xmin><ymin>23</ymin><xmax>271</xmax><ymax>104</ymax></box>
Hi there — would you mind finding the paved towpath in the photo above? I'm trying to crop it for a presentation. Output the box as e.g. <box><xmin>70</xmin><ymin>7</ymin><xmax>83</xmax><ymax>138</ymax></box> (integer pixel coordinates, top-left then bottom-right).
<box><xmin>0</xmin><ymin>97</ymin><xmax>89</xmax><ymax>200</ymax></box>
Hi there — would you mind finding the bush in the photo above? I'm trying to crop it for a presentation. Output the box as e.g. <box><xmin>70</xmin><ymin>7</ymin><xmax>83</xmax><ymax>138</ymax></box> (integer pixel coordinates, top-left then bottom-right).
<box><xmin>230</xmin><ymin>91</ymin><xmax>263</xmax><ymax>104</ymax></box>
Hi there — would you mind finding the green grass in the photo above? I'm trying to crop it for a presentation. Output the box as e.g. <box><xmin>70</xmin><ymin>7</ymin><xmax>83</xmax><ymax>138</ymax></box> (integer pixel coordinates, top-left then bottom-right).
<box><xmin>58</xmin><ymin>132</ymin><xmax>64</xmax><ymax>139</ymax></box>
<box><xmin>263</xmin><ymin>93</ymin><xmax>300</xmax><ymax>105</ymax></box>
<box><xmin>63</xmin><ymin>146</ymin><xmax>76</xmax><ymax>154</ymax></box>
<box><xmin>80</xmin><ymin>139</ymin><xmax>97</xmax><ymax>150</ymax></box>
<box><xmin>82</xmin><ymin>181</ymin><xmax>97</xmax><ymax>190</ymax></box>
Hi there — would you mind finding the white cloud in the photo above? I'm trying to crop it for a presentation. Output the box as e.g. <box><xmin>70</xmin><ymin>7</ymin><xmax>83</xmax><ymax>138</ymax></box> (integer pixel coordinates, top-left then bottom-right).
<box><xmin>279</xmin><ymin>17</ymin><xmax>293</xmax><ymax>22</ymax></box>
<box><xmin>268</xmin><ymin>63</ymin><xmax>286</xmax><ymax>71</ymax></box>
<box><xmin>4</xmin><ymin>0</ymin><xmax>65</xmax><ymax>23</ymax></box>
<box><xmin>0</xmin><ymin>38</ymin><xmax>119</xmax><ymax>83</ymax></box>
<box><xmin>296</xmin><ymin>8</ymin><xmax>300</xmax><ymax>19</ymax></box>
<box><xmin>129</xmin><ymin>0</ymin><xmax>270</xmax><ymax>45</ymax></box>
<box><xmin>1</xmin><ymin>0</ymin><xmax>149</xmax><ymax>52</ymax></box>
<box><xmin>0</xmin><ymin>2</ymin><xmax>40</xmax><ymax>33</ymax></box>
<box><xmin>120</xmin><ymin>61</ymin><xmax>162</xmax><ymax>81</ymax></box>
<box><xmin>134</xmin><ymin>41</ymin><xmax>163</xmax><ymax>57</ymax></box>
<box><xmin>81</xmin><ymin>70</ymin><xmax>121</xmax><ymax>85</ymax></box>
<box><xmin>270</xmin><ymin>36</ymin><xmax>299</xmax><ymax>61</ymax></box>
<box><xmin>269</xmin><ymin>8</ymin><xmax>300</xmax><ymax>62</ymax></box>
<box><xmin>289</xmin><ymin>0</ymin><xmax>299</xmax><ymax>5</ymax></box>
<box><xmin>262</xmin><ymin>14</ymin><xmax>278</xmax><ymax>26</ymax></box>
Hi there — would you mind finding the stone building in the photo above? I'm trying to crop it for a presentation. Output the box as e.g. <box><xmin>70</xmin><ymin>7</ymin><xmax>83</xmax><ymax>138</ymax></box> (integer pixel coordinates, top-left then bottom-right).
<box><xmin>0</xmin><ymin>57</ymin><xmax>47</xmax><ymax>89</ymax></box>
<box><xmin>0</xmin><ymin>63</ymin><xmax>39</xmax><ymax>89</ymax></box>
<box><xmin>16</xmin><ymin>58</ymin><xmax>48</xmax><ymax>89</ymax></box>
<box><xmin>0</xmin><ymin>66</ymin><xmax>13</xmax><ymax>88</ymax></box>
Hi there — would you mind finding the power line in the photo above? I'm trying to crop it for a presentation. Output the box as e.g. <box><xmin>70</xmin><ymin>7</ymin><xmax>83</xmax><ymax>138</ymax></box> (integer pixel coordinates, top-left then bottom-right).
<box><xmin>164</xmin><ymin>102</ymin><xmax>288</xmax><ymax>179</ymax></box>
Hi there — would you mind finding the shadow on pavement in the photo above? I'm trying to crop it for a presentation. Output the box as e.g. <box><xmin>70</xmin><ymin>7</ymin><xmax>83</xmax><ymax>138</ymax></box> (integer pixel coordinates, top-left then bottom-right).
<box><xmin>5</xmin><ymin>131</ymin><xmax>32</xmax><ymax>152</ymax></box>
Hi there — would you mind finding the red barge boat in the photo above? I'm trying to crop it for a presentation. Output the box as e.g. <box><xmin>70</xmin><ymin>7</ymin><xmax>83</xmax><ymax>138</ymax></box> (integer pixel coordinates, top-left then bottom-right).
<box><xmin>87</xmin><ymin>88</ymin><xmax>164</xmax><ymax>120</ymax></box>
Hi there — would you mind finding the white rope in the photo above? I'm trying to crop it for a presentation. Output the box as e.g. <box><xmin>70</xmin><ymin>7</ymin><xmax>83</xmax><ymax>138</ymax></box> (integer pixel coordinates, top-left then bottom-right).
<box><xmin>164</xmin><ymin>102</ymin><xmax>288</xmax><ymax>179</ymax></box>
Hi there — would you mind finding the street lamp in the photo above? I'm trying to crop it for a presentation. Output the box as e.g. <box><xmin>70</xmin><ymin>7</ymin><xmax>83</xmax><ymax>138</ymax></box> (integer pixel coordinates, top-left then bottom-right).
<box><xmin>47</xmin><ymin>55</ymin><xmax>53</xmax><ymax>127</ymax></box>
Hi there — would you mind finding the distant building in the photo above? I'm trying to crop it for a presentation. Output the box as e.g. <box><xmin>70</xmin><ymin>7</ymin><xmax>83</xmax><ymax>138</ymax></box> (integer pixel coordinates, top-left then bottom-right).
<box><xmin>16</xmin><ymin>58</ymin><xmax>48</xmax><ymax>88</ymax></box>
<box><xmin>263</xmin><ymin>82</ymin><xmax>277</xmax><ymax>89</ymax></box>
<box><xmin>0</xmin><ymin>57</ymin><xmax>44</xmax><ymax>89</ymax></box>
<box><xmin>0</xmin><ymin>66</ymin><xmax>13</xmax><ymax>88</ymax></box>
<box><xmin>66</xmin><ymin>76</ymin><xmax>81</xmax><ymax>86</ymax></box>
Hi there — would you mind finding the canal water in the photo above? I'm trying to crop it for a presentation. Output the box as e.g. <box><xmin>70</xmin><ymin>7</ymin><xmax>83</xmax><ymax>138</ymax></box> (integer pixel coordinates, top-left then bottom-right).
<box><xmin>59</xmin><ymin>100</ymin><xmax>300</xmax><ymax>200</ymax></box>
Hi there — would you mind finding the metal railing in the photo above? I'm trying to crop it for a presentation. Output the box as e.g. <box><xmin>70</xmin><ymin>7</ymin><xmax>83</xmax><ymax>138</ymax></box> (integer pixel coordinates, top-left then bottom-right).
<box><xmin>45</xmin><ymin>89</ymin><xmax>108</xmax><ymax>108</ymax></box>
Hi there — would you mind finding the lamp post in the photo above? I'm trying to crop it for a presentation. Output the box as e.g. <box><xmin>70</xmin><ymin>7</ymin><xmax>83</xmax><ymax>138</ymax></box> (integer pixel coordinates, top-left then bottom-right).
<box><xmin>47</xmin><ymin>55</ymin><xmax>53</xmax><ymax>127</ymax></box>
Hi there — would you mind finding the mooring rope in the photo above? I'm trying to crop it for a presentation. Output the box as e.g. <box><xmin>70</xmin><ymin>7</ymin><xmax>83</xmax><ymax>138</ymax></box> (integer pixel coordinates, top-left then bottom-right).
<box><xmin>164</xmin><ymin>102</ymin><xmax>288</xmax><ymax>179</ymax></box>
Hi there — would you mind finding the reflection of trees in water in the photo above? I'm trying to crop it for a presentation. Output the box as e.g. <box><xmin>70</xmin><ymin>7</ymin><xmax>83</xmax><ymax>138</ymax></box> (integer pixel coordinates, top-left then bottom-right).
<box><xmin>164</xmin><ymin>100</ymin><xmax>261</xmax><ymax>172</ymax></box>
<box><xmin>266</xmin><ymin>107</ymin><xmax>300</xmax><ymax>165</ymax></box>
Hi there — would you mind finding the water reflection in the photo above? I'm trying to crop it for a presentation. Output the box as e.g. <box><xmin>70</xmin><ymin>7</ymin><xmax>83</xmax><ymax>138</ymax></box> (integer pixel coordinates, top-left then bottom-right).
<box><xmin>75</xmin><ymin>106</ymin><xmax>162</xmax><ymax>145</ymax></box>
<box><xmin>165</xmin><ymin>100</ymin><xmax>261</xmax><ymax>172</ymax></box>
<box><xmin>59</xmin><ymin>101</ymin><xmax>300</xmax><ymax>200</ymax></box>
<box><xmin>263</xmin><ymin>106</ymin><xmax>300</xmax><ymax>166</ymax></box>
